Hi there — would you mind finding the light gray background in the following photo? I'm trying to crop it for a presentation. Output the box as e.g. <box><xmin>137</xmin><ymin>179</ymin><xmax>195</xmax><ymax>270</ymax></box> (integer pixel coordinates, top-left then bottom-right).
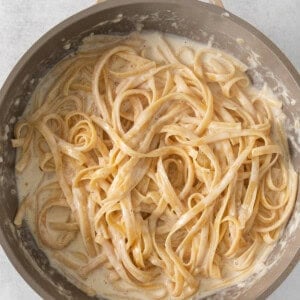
<box><xmin>0</xmin><ymin>0</ymin><xmax>299</xmax><ymax>299</ymax></box>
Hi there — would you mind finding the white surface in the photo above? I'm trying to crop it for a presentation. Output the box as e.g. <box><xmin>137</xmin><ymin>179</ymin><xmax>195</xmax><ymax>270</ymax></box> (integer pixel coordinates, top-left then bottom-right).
<box><xmin>0</xmin><ymin>0</ymin><xmax>299</xmax><ymax>299</ymax></box>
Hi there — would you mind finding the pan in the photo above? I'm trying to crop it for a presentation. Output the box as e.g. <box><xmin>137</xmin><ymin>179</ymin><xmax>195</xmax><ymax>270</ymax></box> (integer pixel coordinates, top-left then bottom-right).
<box><xmin>0</xmin><ymin>1</ymin><xmax>299</xmax><ymax>299</ymax></box>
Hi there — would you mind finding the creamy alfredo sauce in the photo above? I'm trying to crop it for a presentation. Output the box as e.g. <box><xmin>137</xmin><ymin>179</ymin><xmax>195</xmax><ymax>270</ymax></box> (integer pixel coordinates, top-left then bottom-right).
<box><xmin>15</xmin><ymin>31</ymin><xmax>293</xmax><ymax>299</ymax></box>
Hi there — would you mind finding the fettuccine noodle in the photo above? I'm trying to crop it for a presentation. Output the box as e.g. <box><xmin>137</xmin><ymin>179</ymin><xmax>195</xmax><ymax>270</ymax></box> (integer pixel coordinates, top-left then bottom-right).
<box><xmin>13</xmin><ymin>32</ymin><xmax>298</xmax><ymax>299</ymax></box>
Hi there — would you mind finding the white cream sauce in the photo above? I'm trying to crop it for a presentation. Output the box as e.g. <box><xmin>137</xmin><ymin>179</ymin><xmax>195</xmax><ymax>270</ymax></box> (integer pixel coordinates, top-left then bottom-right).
<box><xmin>15</xmin><ymin>31</ymin><xmax>297</xmax><ymax>300</ymax></box>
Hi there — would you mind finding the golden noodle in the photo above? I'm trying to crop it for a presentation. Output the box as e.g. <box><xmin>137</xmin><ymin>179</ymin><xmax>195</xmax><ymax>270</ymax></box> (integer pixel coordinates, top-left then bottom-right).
<box><xmin>13</xmin><ymin>32</ymin><xmax>297</xmax><ymax>299</ymax></box>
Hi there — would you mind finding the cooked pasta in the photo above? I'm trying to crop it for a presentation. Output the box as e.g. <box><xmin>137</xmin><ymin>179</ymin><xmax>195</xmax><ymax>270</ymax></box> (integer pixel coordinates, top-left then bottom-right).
<box><xmin>13</xmin><ymin>32</ymin><xmax>297</xmax><ymax>299</ymax></box>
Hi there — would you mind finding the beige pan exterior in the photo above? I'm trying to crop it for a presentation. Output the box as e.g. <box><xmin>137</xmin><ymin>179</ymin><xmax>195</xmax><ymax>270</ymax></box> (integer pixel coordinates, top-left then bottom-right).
<box><xmin>0</xmin><ymin>0</ymin><xmax>299</xmax><ymax>299</ymax></box>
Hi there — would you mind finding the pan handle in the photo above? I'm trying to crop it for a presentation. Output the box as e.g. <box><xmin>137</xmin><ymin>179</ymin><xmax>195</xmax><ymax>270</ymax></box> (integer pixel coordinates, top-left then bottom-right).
<box><xmin>95</xmin><ymin>0</ymin><xmax>225</xmax><ymax>9</ymax></box>
<box><xmin>208</xmin><ymin>0</ymin><xmax>224</xmax><ymax>8</ymax></box>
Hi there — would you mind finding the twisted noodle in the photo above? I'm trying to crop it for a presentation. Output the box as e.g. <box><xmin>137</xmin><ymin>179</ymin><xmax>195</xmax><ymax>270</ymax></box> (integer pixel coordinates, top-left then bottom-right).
<box><xmin>13</xmin><ymin>32</ymin><xmax>297</xmax><ymax>299</ymax></box>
